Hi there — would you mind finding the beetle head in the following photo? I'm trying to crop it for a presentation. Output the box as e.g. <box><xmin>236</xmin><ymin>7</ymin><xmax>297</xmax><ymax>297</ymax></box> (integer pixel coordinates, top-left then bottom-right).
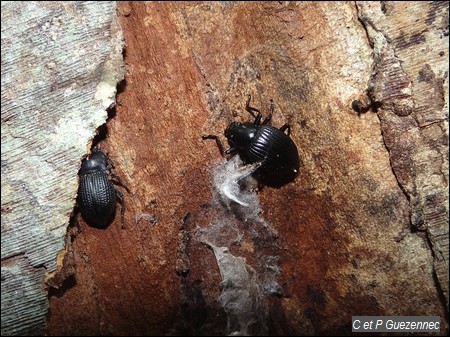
<box><xmin>224</xmin><ymin>122</ymin><xmax>257</xmax><ymax>150</ymax></box>
<box><xmin>79</xmin><ymin>148</ymin><xmax>110</xmax><ymax>174</ymax></box>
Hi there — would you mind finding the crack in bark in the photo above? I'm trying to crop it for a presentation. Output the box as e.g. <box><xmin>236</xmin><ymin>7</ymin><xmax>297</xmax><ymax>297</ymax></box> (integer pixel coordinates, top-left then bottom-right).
<box><xmin>355</xmin><ymin>1</ymin><xmax>449</xmax><ymax>317</ymax></box>
<box><xmin>355</xmin><ymin>1</ymin><xmax>413</xmax><ymax>207</ymax></box>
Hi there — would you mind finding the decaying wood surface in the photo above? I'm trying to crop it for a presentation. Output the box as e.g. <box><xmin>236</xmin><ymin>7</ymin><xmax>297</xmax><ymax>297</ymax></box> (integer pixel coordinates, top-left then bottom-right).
<box><xmin>1</xmin><ymin>1</ymin><xmax>123</xmax><ymax>335</ymax></box>
<box><xmin>2</xmin><ymin>1</ymin><xmax>447</xmax><ymax>336</ymax></box>
<box><xmin>47</xmin><ymin>2</ymin><xmax>448</xmax><ymax>335</ymax></box>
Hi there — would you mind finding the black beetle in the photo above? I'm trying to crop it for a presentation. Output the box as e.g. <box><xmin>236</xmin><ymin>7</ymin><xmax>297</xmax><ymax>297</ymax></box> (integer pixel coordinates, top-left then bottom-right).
<box><xmin>77</xmin><ymin>147</ymin><xmax>129</xmax><ymax>228</ymax></box>
<box><xmin>203</xmin><ymin>95</ymin><xmax>300</xmax><ymax>183</ymax></box>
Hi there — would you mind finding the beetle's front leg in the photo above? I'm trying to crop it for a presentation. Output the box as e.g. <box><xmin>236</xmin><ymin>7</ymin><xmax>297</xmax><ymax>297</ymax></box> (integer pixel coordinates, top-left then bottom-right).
<box><xmin>111</xmin><ymin>173</ymin><xmax>130</xmax><ymax>193</ymax></box>
<box><xmin>202</xmin><ymin>134</ymin><xmax>225</xmax><ymax>156</ymax></box>
<box><xmin>202</xmin><ymin>134</ymin><xmax>238</xmax><ymax>158</ymax></box>
<box><xmin>224</xmin><ymin>147</ymin><xmax>238</xmax><ymax>155</ymax></box>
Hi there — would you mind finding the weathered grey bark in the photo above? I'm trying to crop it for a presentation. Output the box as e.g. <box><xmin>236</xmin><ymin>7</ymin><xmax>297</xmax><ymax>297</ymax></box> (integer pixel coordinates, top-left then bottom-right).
<box><xmin>1</xmin><ymin>1</ymin><xmax>123</xmax><ymax>335</ymax></box>
<box><xmin>357</xmin><ymin>1</ymin><xmax>449</xmax><ymax>312</ymax></box>
<box><xmin>2</xmin><ymin>1</ymin><xmax>448</xmax><ymax>336</ymax></box>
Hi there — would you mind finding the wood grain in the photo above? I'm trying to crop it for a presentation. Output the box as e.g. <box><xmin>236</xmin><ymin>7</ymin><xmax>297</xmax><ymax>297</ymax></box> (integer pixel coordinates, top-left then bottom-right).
<box><xmin>1</xmin><ymin>1</ymin><xmax>123</xmax><ymax>335</ymax></box>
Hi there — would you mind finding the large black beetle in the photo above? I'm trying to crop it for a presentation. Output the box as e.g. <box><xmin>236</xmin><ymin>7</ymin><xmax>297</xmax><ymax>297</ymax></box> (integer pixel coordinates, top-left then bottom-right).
<box><xmin>203</xmin><ymin>95</ymin><xmax>300</xmax><ymax>184</ymax></box>
<box><xmin>78</xmin><ymin>148</ymin><xmax>129</xmax><ymax>228</ymax></box>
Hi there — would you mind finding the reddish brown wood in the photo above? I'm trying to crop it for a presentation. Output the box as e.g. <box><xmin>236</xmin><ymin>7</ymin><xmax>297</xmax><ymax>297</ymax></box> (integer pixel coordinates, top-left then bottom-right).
<box><xmin>47</xmin><ymin>2</ymin><xmax>448</xmax><ymax>335</ymax></box>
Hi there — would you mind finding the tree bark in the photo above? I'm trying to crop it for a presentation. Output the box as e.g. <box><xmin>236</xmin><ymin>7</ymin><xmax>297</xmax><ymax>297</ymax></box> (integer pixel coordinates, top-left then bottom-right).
<box><xmin>2</xmin><ymin>1</ymin><xmax>448</xmax><ymax>336</ymax></box>
<box><xmin>1</xmin><ymin>1</ymin><xmax>123</xmax><ymax>335</ymax></box>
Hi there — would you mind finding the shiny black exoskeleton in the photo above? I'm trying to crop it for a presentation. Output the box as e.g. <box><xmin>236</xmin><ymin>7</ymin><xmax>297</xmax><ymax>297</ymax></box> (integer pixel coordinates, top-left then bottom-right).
<box><xmin>203</xmin><ymin>95</ymin><xmax>300</xmax><ymax>183</ymax></box>
<box><xmin>78</xmin><ymin>148</ymin><xmax>129</xmax><ymax>228</ymax></box>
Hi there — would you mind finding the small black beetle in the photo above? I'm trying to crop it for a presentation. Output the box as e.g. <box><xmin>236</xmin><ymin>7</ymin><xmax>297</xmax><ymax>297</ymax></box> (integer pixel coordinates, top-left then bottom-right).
<box><xmin>78</xmin><ymin>147</ymin><xmax>129</xmax><ymax>228</ymax></box>
<box><xmin>203</xmin><ymin>95</ymin><xmax>300</xmax><ymax>182</ymax></box>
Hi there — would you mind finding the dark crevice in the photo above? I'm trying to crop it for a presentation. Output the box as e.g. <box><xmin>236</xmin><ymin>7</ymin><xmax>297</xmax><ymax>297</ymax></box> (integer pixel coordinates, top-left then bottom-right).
<box><xmin>354</xmin><ymin>1</ymin><xmax>414</xmax><ymax>226</ymax></box>
<box><xmin>354</xmin><ymin>2</ymin><xmax>374</xmax><ymax>49</ymax></box>
<box><xmin>1</xmin><ymin>252</ymin><xmax>26</xmax><ymax>264</ymax></box>
<box><xmin>47</xmin><ymin>274</ymin><xmax>77</xmax><ymax>299</ymax></box>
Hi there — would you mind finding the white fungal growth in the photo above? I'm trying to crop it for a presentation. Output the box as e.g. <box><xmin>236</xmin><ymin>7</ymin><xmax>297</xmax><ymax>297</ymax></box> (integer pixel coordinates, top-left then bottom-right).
<box><xmin>201</xmin><ymin>221</ymin><xmax>267</xmax><ymax>335</ymax></box>
<box><xmin>199</xmin><ymin>220</ymin><xmax>242</xmax><ymax>249</ymax></box>
<box><xmin>210</xmin><ymin>245</ymin><xmax>267</xmax><ymax>336</ymax></box>
<box><xmin>198</xmin><ymin>155</ymin><xmax>282</xmax><ymax>335</ymax></box>
<box><xmin>213</xmin><ymin>156</ymin><xmax>261</xmax><ymax>208</ymax></box>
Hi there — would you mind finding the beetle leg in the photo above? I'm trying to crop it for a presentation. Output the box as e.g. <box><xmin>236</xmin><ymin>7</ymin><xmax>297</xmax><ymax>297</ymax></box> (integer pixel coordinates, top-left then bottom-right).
<box><xmin>110</xmin><ymin>173</ymin><xmax>130</xmax><ymax>193</ymax></box>
<box><xmin>115</xmin><ymin>189</ymin><xmax>125</xmax><ymax>229</ymax></box>
<box><xmin>202</xmin><ymin>134</ymin><xmax>226</xmax><ymax>157</ymax></box>
<box><xmin>73</xmin><ymin>217</ymin><xmax>82</xmax><ymax>236</ymax></box>
<box><xmin>246</xmin><ymin>95</ymin><xmax>274</xmax><ymax>126</ymax></box>
<box><xmin>254</xmin><ymin>112</ymin><xmax>263</xmax><ymax>126</ymax></box>
<box><xmin>202</xmin><ymin>135</ymin><xmax>238</xmax><ymax>157</ymax></box>
<box><xmin>279</xmin><ymin>123</ymin><xmax>291</xmax><ymax>136</ymax></box>
<box><xmin>261</xmin><ymin>99</ymin><xmax>274</xmax><ymax>125</ymax></box>
<box><xmin>261</xmin><ymin>115</ymin><xmax>272</xmax><ymax>125</ymax></box>
<box><xmin>225</xmin><ymin>147</ymin><xmax>238</xmax><ymax>155</ymax></box>
<box><xmin>105</xmin><ymin>155</ymin><xmax>115</xmax><ymax>170</ymax></box>
<box><xmin>246</xmin><ymin>94</ymin><xmax>263</xmax><ymax>124</ymax></box>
